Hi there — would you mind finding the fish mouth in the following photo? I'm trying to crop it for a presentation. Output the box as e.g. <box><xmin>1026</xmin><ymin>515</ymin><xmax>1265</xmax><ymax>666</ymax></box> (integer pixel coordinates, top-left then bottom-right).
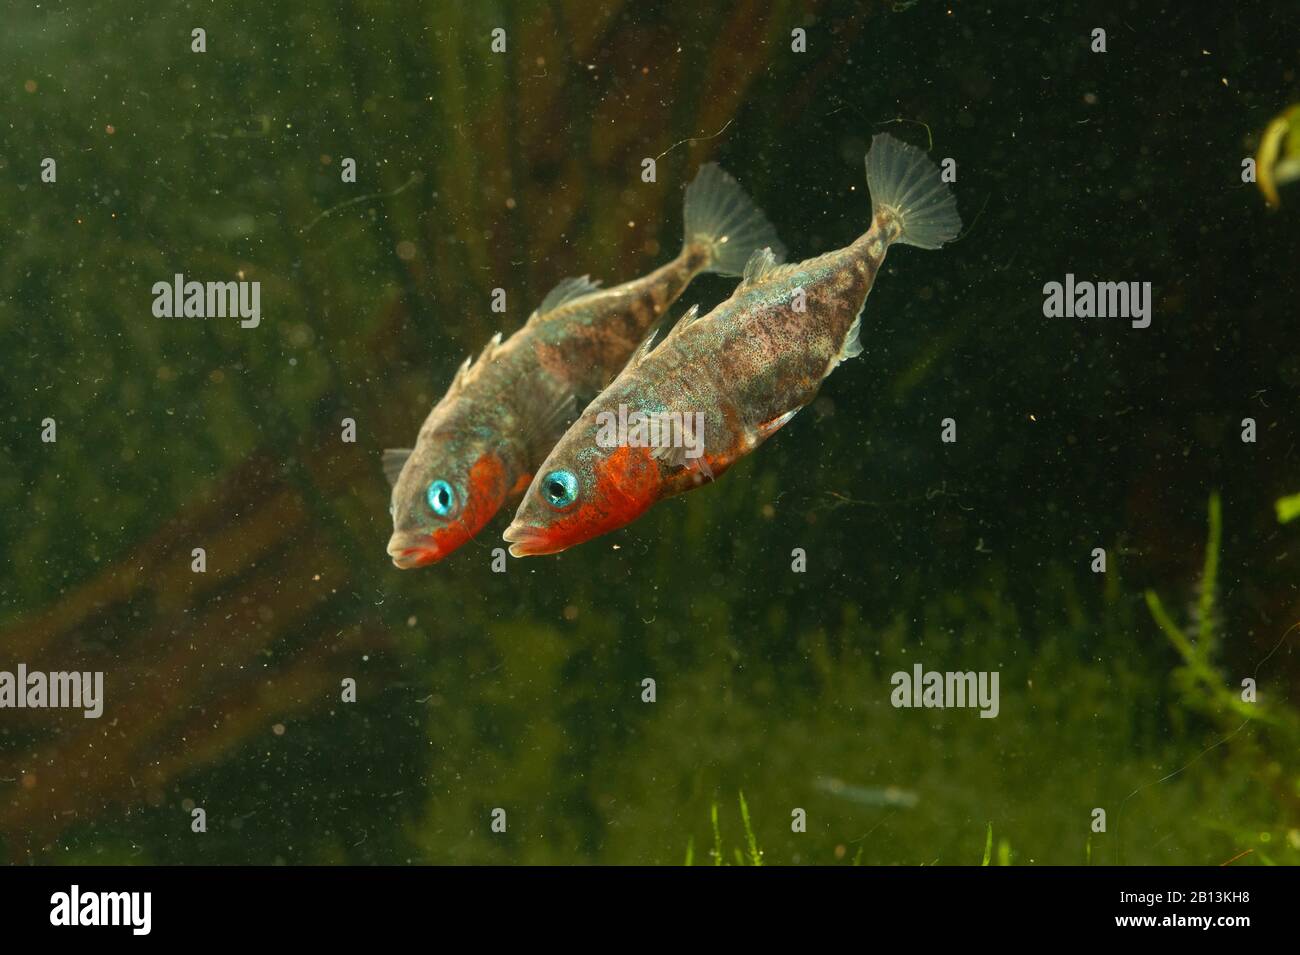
<box><xmin>387</xmin><ymin>533</ymin><xmax>442</xmax><ymax>569</ymax></box>
<box><xmin>501</xmin><ymin>522</ymin><xmax>557</xmax><ymax>558</ymax></box>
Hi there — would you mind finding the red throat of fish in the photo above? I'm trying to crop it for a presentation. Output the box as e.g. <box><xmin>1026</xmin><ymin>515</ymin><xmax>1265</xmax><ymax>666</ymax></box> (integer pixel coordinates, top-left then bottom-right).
<box><xmin>389</xmin><ymin>453</ymin><xmax>511</xmax><ymax>567</ymax></box>
<box><xmin>507</xmin><ymin>446</ymin><xmax>662</xmax><ymax>556</ymax></box>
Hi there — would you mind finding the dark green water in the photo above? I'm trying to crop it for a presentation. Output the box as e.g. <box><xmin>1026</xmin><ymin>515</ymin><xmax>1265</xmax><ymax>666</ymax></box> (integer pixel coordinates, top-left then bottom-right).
<box><xmin>1</xmin><ymin>1</ymin><xmax>1297</xmax><ymax>865</ymax></box>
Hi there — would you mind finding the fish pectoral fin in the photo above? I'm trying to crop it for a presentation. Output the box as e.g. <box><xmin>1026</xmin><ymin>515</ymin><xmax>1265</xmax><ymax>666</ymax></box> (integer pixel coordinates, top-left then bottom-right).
<box><xmin>527</xmin><ymin>392</ymin><xmax>578</xmax><ymax>444</ymax></box>
<box><xmin>651</xmin><ymin>443</ymin><xmax>715</xmax><ymax>481</ymax></box>
<box><xmin>382</xmin><ymin>448</ymin><xmax>414</xmax><ymax>488</ymax></box>
<box><xmin>650</xmin><ymin>443</ymin><xmax>684</xmax><ymax>467</ymax></box>
<box><xmin>548</xmin><ymin>393</ymin><xmax>578</xmax><ymax>429</ymax></box>
<box><xmin>650</xmin><ymin>423</ymin><xmax>722</xmax><ymax>485</ymax></box>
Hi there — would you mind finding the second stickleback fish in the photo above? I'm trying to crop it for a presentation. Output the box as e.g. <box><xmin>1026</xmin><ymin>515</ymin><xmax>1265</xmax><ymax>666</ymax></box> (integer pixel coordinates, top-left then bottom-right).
<box><xmin>504</xmin><ymin>134</ymin><xmax>960</xmax><ymax>557</ymax></box>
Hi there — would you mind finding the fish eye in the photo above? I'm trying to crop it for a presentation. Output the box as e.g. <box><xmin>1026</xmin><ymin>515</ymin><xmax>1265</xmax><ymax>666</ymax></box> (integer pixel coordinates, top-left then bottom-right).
<box><xmin>541</xmin><ymin>469</ymin><xmax>578</xmax><ymax>510</ymax></box>
<box><xmin>426</xmin><ymin>479</ymin><xmax>457</xmax><ymax>517</ymax></box>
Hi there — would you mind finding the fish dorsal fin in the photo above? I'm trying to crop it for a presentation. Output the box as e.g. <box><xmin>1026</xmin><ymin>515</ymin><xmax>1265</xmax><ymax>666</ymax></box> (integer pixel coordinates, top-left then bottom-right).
<box><xmin>629</xmin><ymin>325</ymin><xmax>659</xmax><ymax>367</ymax></box>
<box><xmin>740</xmin><ymin>247</ymin><xmax>780</xmax><ymax>286</ymax></box>
<box><xmin>446</xmin><ymin>354</ymin><xmax>474</xmax><ymax>397</ymax></box>
<box><xmin>530</xmin><ymin>275</ymin><xmax>603</xmax><ymax>322</ymax></box>
<box><xmin>446</xmin><ymin>331</ymin><xmax>505</xmax><ymax>398</ymax></box>
<box><xmin>382</xmin><ymin>448</ymin><xmax>413</xmax><ymax>488</ymax></box>
<box><xmin>661</xmin><ymin>303</ymin><xmax>703</xmax><ymax>346</ymax></box>
<box><xmin>478</xmin><ymin>330</ymin><xmax>504</xmax><ymax>364</ymax></box>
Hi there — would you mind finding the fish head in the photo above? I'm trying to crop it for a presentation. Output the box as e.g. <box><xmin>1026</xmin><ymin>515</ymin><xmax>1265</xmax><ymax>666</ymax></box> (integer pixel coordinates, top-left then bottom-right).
<box><xmin>503</xmin><ymin>414</ymin><xmax>662</xmax><ymax>557</ymax></box>
<box><xmin>386</xmin><ymin>427</ymin><xmax>514</xmax><ymax>568</ymax></box>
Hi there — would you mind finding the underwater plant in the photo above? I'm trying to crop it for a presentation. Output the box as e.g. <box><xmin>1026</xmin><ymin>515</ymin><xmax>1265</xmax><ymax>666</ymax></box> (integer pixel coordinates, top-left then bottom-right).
<box><xmin>1256</xmin><ymin>104</ymin><xmax>1300</xmax><ymax>208</ymax></box>
<box><xmin>1145</xmin><ymin>494</ymin><xmax>1297</xmax><ymax>734</ymax></box>
<box><xmin>1144</xmin><ymin>493</ymin><xmax>1300</xmax><ymax>864</ymax></box>
<box><xmin>684</xmin><ymin>792</ymin><xmax>764</xmax><ymax>866</ymax></box>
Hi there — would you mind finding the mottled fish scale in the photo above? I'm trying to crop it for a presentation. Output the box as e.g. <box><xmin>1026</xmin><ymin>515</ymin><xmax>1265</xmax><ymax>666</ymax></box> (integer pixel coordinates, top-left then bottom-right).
<box><xmin>642</xmin><ymin>236</ymin><xmax>886</xmax><ymax>468</ymax></box>
<box><xmin>530</xmin><ymin>247</ymin><xmax>711</xmax><ymax>400</ymax></box>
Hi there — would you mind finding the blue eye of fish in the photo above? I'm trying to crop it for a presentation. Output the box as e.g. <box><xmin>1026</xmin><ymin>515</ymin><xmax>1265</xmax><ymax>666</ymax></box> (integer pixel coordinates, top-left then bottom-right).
<box><xmin>426</xmin><ymin>479</ymin><xmax>457</xmax><ymax>517</ymax></box>
<box><xmin>541</xmin><ymin>469</ymin><xmax>578</xmax><ymax>510</ymax></box>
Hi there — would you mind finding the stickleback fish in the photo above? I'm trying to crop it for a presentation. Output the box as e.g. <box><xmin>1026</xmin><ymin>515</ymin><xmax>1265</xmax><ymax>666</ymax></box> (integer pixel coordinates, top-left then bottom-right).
<box><xmin>503</xmin><ymin>134</ymin><xmax>959</xmax><ymax>557</ymax></box>
<box><xmin>385</xmin><ymin>165</ymin><xmax>783</xmax><ymax>567</ymax></box>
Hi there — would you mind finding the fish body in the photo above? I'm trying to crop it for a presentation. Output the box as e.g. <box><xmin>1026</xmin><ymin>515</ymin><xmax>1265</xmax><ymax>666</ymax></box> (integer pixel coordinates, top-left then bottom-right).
<box><xmin>504</xmin><ymin>134</ymin><xmax>960</xmax><ymax>557</ymax></box>
<box><xmin>385</xmin><ymin>165</ymin><xmax>782</xmax><ymax>567</ymax></box>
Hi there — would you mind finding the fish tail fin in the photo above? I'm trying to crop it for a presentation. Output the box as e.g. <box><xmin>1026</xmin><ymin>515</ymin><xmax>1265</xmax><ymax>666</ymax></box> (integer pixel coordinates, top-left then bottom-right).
<box><xmin>683</xmin><ymin>163</ymin><xmax>785</xmax><ymax>276</ymax></box>
<box><xmin>865</xmin><ymin>133</ymin><xmax>960</xmax><ymax>250</ymax></box>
